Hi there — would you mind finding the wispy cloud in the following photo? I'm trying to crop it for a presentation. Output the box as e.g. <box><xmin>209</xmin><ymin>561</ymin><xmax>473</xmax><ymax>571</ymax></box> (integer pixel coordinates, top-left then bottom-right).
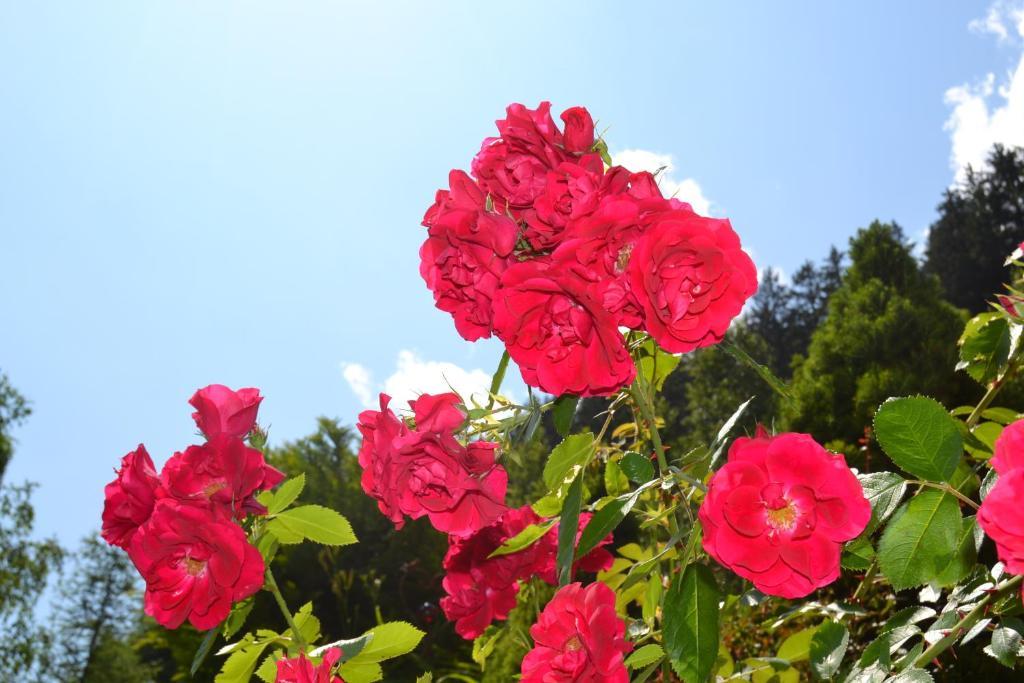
<box><xmin>945</xmin><ymin>1</ymin><xmax>1024</xmax><ymax>182</ymax></box>
<box><xmin>611</xmin><ymin>149</ymin><xmax>712</xmax><ymax>216</ymax></box>
<box><xmin>342</xmin><ymin>350</ymin><xmax>501</xmax><ymax>412</ymax></box>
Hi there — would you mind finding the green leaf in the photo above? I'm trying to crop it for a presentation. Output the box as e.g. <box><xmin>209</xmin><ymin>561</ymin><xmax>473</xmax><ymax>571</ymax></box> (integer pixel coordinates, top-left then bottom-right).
<box><xmin>625</xmin><ymin>643</ymin><xmax>665</xmax><ymax>670</ymax></box>
<box><xmin>312</xmin><ymin>633</ymin><xmax>373</xmax><ymax>661</ymax></box>
<box><xmin>707</xmin><ymin>397</ymin><xmax>754</xmax><ymax>470</ymax></box>
<box><xmin>353</xmin><ymin>621</ymin><xmax>425</xmax><ymax>662</ymax></box>
<box><xmin>984</xmin><ymin>617</ymin><xmax>1024</xmax><ymax>668</ymax></box>
<box><xmin>637</xmin><ymin>338</ymin><xmax>681</xmax><ymax>390</ymax></box>
<box><xmin>857</xmin><ymin>471</ymin><xmax>908</xmax><ymax>530</ymax></box>
<box><xmin>267</xmin><ymin>474</ymin><xmax>305</xmax><ymax>515</ymax></box>
<box><xmin>809</xmin><ymin>620</ymin><xmax>848</xmax><ymax>680</ymax></box>
<box><xmin>620</xmin><ymin>451</ymin><xmax>655</xmax><ymax>483</ymax></box>
<box><xmin>934</xmin><ymin>516</ymin><xmax>980</xmax><ymax>586</ymax></box>
<box><xmin>664</xmin><ymin>564</ymin><xmax>721</xmax><ymax>683</ymax></box>
<box><xmin>215</xmin><ymin>640</ymin><xmax>271</xmax><ymax>683</ymax></box>
<box><xmin>415</xmin><ymin>675</ymin><xmax>433</xmax><ymax>683</ymax></box>
<box><xmin>543</xmin><ymin>432</ymin><xmax>595</xmax><ymax>490</ymax></box>
<box><xmin>982</xmin><ymin>469</ymin><xmax>999</xmax><ymax>500</ymax></box>
<box><xmin>873</xmin><ymin>396</ymin><xmax>963</xmax><ymax>482</ymax></box>
<box><xmin>981</xmin><ymin>407</ymin><xmax>1021</xmax><ymax>425</ymax></box>
<box><xmin>337</xmin><ymin>660</ymin><xmax>383</xmax><ymax>683</ymax></box>
<box><xmin>191</xmin><ymin>628</ymin><xmax>220</xmax><ymax>677</ymax></box>
<box><xmin>489</xmin><ymin>350</ymin><xmax>510</xmax><ymax>395</ymax></box>
<box><xmin>556</xmin><ymin>474</ymin><xmax>584</xmax><ymax>586</ymax></box>
<box><xmin>576</xmin><ymin>484</ymin><xmax>648</xmax><ymax>559</ymax></box>
<box><xmin>777</xmin><ymin>626</ymin><xmax>818</xmax><ymax>663</ymax></box>
<box><xmin>266</xmin><ymin>505</ymin><xmax>357</xmax><ymax>546</ymax></box>
<box><xmin>604</xmin><ymin>457</ymin><xmax>630</xmax><ymax>496</ymax></box>
<box><xmin>841</xmin><ymin>534</ymin><xmax>875</xmax><ymax>570</ymax></box>
<box><xmin>552</xmin><ymin>395</ymin><xmax>579</xmax><ymax>436</ymax></box>
<box><xmin>222</xmin><ymin>598</ymin><xmax>254</xmax><ymax>640</ymax></box>
<box><xmin>487</xmin><ymin>520</ymin><xmax>555</xmax><ymax>558</ymax></box>
<box><xmin>254</xmin><ymin>653</ymin><xmax>278</xmax><ymax>683</ymax></box>
<box><xmin>877</xmin><ymin>490</ymin><xmax>962</xmax><ymax>590</ymax></box>
<box><xmin>958</xmin><ymin>312</ymin><xmax>1011</xmax><ymax>384</ymax></box>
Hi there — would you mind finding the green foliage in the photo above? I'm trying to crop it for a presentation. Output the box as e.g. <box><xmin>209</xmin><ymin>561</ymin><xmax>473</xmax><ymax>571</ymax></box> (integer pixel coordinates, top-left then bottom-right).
<box><xmin>808</xmin><ymin>620</ymin><xmax>848</xmax><ymax>680</ymax></box>
<box><xmin>665</xmin><ymin>564</ymin><xmax>721</xmax><ymax>683</ymax></box>
<box><xmin>265</xmin><ymin>505</ymin><xmax>357</xmax><ymax>546</ymax></box>
<box><xmin>873</xmin><ymin>396</ymin><xmax>963</xmax><ymax>482</ymax></box>
<box><xmin>926</xmin><ymin>145</ymin><xmax>1024</xmax><ymax>312</ymax></box>
<box><xmin>958</xmin><ymin>313</ymin><xmax>1012</xmax><ymax>384</ymax></box>
<box><xmin>877</xmin><ymin>490</ymin><xmax>962</xmax><ymax>590</ymax></box>
<box><xmin>785</xmin><ymin>222</ymin><xmax>974</xmax><ymax>446</ymax></box>
<box><xmin>0</xmin><ymin>370</ymin><xmax>31</xmax><ymax>484</ymax></box>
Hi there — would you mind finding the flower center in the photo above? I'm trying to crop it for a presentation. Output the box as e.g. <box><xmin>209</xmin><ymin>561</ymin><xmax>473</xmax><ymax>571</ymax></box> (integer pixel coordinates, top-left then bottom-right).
<box><xmin>564</xmin><ymin>635</ymin><xmax>584</xmax><ymax>652</ymax></box>
<box><xmin>184</xmin><ymin>556</ymin><xmax>207</xmax><ymax>576</ymax></box>
<box><xmin>765</xmin><ymin>497</ymin><xmax>797</xmax><ymax>531</ymax></box>
<box><xmin>616</xmin><ymin>243</ymin><xmax>634</xmax><ymax>273</ymax></box>
<box><xmin>202</xmin><ymin>480</ymin><xmax>228</xmax><ymax>498</ymax></box>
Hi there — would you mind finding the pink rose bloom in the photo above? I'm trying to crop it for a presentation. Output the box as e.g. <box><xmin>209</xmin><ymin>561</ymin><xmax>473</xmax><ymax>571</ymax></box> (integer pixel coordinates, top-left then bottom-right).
<box><xmin>128</xmin><ymin>500</ymin><xmax>264</xmax><ymax>630</ymax></box>
<box><xmin>523</xmin><ymin>156</ymin><xmax>605</xmax><ymax>250</ymax></box>
<box><xmin>521</xmin><ymin>582</ymin><xmax>631</xmax><ymax>683</ymax></box>
<box><xmin>161</xmin><ymin>434</ymin><xmax>284</xmax><ymax>518</ymax></box>
<box><xmin>979</xmin><ymin>470</ymin><xmax>1024</xmax><ymax>581</ymax></box>
<box><xmin>441</xmin><ymin>506</ymin><xmax>543</xmax><ymax>639</ymax></box>
<box><xmin>189</xmin><ymin>384</ymin><xmax>263</xmax><ymax>440</ymax></box>
<box><xmin>991</xmin><ymin>419</ymin><xmax>1024</xmax><ymax>474</ymax></box>
<box><xmin>275</xmin><ymin>648</ymin><xmax>345</xmax><ymax>683</ymax></box>
<box><xmin>698</xmin><ymin>429</ymin><xmax>871</xmax><ymax>599</ymax></box>
<box><xmin>101</xmin><ymin>444</ymin><xmax>161</xmax><ymax>549</ymax></box>
<box><xmin>628</xmin><ymin>207</ymin><xmax>758</xmax><ymax>353</ymax></box>
<box><xmin>356</xmin><ymin>393</ymin><xmax>507</xmax><ymax>537</ymax></box>
<box><xmin>420</xmin><ymin>170</ymin><xmax>518</xmax><ymax>341</ymax></box>
<box><xmin>492</xmin><ymin>255</ymin><xmax>636</xmax><ymax>397</ymax></box>
<box><xmin>560</xmin><ymin>106</ymin><xmax>595</xmax><ymax>154</ymax></box>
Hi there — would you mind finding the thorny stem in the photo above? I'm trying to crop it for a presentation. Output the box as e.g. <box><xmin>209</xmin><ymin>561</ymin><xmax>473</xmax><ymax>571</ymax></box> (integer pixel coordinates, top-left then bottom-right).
<box><xmin>265</xmin><ymin>565</ymin><xmax>308</xmax><ymax>651</ymax></box>
<box><xmin>852</xmin><ymin>560</ymin><xmax>878</xmax><ymax>602</ymax></box>
<box><xmin>910</xmin><ymin>574</ymin><xmax>1024</xmax><ymax>670</ymax></box>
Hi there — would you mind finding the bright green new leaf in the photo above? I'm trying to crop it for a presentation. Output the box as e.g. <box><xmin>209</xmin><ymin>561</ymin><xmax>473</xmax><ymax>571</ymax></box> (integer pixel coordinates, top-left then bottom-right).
<box><xmin>337</xmin><ymin>660</ymin><xmax>383</xmax><ymax>683</ymax></box>
<box><xmin>267</xmin><ymin>505</ymin><xmax>357</xmax><ymax>547</ymax></box>
<box><xmin>877</xmin><ymin>490</ymin><xmax>962</xmax><ymax>590</ymax></box>
<box><xmin>625</xmin><ymin>643</ymin><xmax>665</xmax><ymax>670</ymax></box>
<box><xmin>809</xmin><ymin>620</ymin><xmax>848</xmax><ymax>680</ymax></box>
<box><xmin>873</xmin><ymin>396</ymin><xmax>963</xmax><ymax>482</ymax></box>
<box><xmin>214</xmin><ymin>640</ymin><xmax>271</xmax><ymax>683</ymax></box>
<box><xmin>777</xmin><ymin>625</ymin><xmax>819</xmax><ymax>663</ymax></box>
<box><xmin>487</xmin><ymin>520</ymin><xmax>555</xmax><ymax>558</ymax></box>
<box><xmin>637</xmin><ymin>339</ymin><xmax>681</xmax><ymax>390</ymax></box>
<box><xmin>543</xmin><ymin>432</ymin><xmax>594</xmax><ymax>490</ymax></box>
<box><xmin>267</xmin><ymin>474</ymin><xmax>306</xmax><ymax>515</ymax></box>
<box><xmin>353</xmin><ymin>621</ymin><xmax>425</xmax><ymax>662</ymax></box>
<box><xmin>664</xmin><ymin>564</ymin><xmax>721</xmax><ymax>683</ymax></box>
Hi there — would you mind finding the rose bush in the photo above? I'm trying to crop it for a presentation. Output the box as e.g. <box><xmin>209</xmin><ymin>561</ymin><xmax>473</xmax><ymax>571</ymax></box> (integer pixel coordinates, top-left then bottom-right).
<box><xmin>102</xmin><ymin>103</ymin><xmax>1024</xmax><ymax>681</ymax></box>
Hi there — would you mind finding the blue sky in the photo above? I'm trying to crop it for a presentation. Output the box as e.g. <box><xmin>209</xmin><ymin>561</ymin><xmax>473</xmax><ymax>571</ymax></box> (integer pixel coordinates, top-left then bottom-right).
<box><xmin>3</xmin><ymin>1</ymin><xmax>1024</xmax><ymax>546</ymax></box>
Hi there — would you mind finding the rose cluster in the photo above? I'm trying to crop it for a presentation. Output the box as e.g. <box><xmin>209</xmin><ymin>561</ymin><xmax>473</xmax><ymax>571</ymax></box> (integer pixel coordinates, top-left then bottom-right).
<box><xmin>420</xmin><ymin>101</ymin><xmax>758</xmax><ymax>397</ymax></box>
<box><xmin>439</xmin><ymin>504</ymin><xmax>614</xmax><ymax>639</ymax></box>
<box><xmin>979</xmin><ymin>419</ymin><xmax>1024</xmax><ymax>599</ymax></box>
<box><xmin>356</xmin><ymin>392</ymin><xmax>507</xmax><ymax>538</ymax></box>
<box><xmin>698</xmin><ymin>427</ymin><xmax>871</xmax><ymax>599</ymax></box>
<box><xmin>101</xmin><ymin>385</ymin><xmax>281</xmax><ymax>629</ymax></box>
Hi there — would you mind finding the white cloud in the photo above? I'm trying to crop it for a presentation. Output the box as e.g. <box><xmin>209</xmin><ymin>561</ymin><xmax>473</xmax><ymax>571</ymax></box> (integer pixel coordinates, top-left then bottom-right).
<box><xmin>611</xmin><ymin>149</ymin><xmax>713</xmax><ymax>216</ymax></box>
<box><xmin>945</xmin><ymin>2</ymin><xmax>1024</xmax><ymax>182</ymax></box>
<box><xmin>342</xmin><ymin>350</ymin><xmax>499</xmax><ymax>412</ymax></box>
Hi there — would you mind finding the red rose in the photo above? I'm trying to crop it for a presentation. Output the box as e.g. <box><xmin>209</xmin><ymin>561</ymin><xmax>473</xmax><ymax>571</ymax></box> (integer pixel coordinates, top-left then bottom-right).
<box><xmin>698</xmin><ymin>430</ymin><xmax>871</xmax><ymax>599</ymax></box>
<box><xmin>523</xmin><ymin>156</ymin><xmax>605</xmax><ymax>251</ymax></box>
<box><xmin>128</xmin><ymin>500</ymin><xmax>264</xmax><ymax>630</ymax></box>
<box><xmin>492</xmin><ymin>254</ymin><xmax>636</xmax><ymax>396</ymax></box>
<box><xmin>521</xmin><ymin>582</ymin><xmax>631</xmax><ymax>683</ymax></box>
<box><xmin>189</xmin><ymin>384</ymin><xmax>263</xmax><ymax>440</ymax></box>
<box><xmin>560</xmin><ymin>106</ymin><xmax>595</xmax><ymax>154</ymax></box>
<box><xmin>991</xmin><ymin>419</ymin><xmax>1024</xmax><ymax>474</ymax></box>
<box><xmin>441</xmin><ymin>505</ymin><xmax>542</xmax><ymax>639</ymax></box>
<box><xmin>420</xmin><ymin>170</ymin><xmax>518</xmax><ymax>341</ymax></box>
<box><xmin>628</xmin><ymin>208</ymin><xmax>757</xmax><ymax>353</ymax></box>
<box><xmin>275</xmin><ymin>648</ymin><xmax>344</xmax><ymax>683</ymax></box>
<box><xmin>471</xmin><ymin>102</ymin><xmax>568</xmax><ymax>212</ymax></box>
<box><xmin>101</xmin><ymin>444</ymin><xmax>161</xmax><ymax>549</ymax></box>
<box><xmin>161</xmin><ymin>434</ymin><xmax>284</xmax><ymax>518</ymax></box>
<box><xmin>979</xmin><ymin>469</ymin><xmax>1024</xmax><ymax>577</ymax></box>
<box><xmin>356</xmin><ymin>393</ymin><xmax>507</xmax><ymax>537</ymax></box>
